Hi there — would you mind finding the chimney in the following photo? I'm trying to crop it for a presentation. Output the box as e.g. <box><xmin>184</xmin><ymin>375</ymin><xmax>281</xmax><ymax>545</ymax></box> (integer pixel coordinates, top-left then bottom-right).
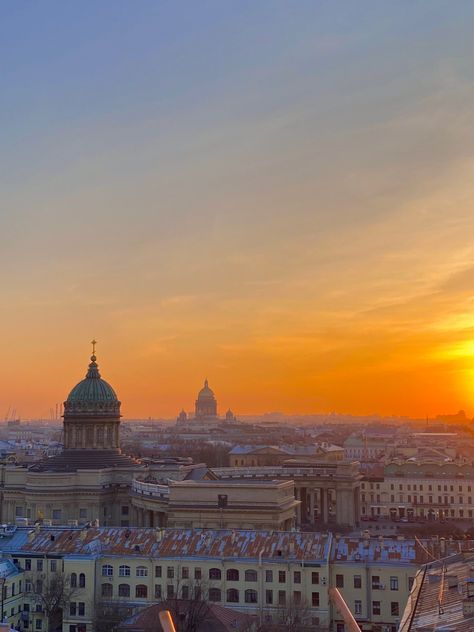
<box><xmin>27</xmin><ymin>530</ymin><xmax>35</xmax><ymax>543</ymax></box>
<box><xmin>155</xmin><ymin>528</ymin><xmax>163</xmax><ymax>542</ymax></box>
<box><xmin>35</xmin><ymin>523</ymin><xmax>40</xmax><ymax>534</ymax></box>
<box><xmin>80</xmin><ymin>528</ymin><xmax>87</xmax><ymax>542</ymax></box>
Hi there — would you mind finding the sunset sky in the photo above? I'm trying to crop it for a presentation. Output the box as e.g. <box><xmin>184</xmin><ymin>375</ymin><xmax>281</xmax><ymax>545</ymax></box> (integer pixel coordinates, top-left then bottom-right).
<box><xmin>1</xmin><ymin>2</ymin><xmax>474</xmax><ymax>419</ymax></box>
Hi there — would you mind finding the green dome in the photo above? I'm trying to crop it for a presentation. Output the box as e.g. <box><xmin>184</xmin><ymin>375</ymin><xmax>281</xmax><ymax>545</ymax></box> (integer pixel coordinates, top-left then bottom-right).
<box><xmin>64</xmin><ymin>355</ymin><xmax>120</xmax><ymax>418</ymax></box>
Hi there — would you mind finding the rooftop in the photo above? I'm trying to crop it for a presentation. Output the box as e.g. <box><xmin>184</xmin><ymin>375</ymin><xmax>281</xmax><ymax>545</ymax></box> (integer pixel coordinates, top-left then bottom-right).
<box><xmin>0</xmin><ymin>526</ymin><xmax>331</xmax><ymax>563</ymax></box>
<box><xmin>400</xmin><ymin>552</ymin><xmax>474</xmax><ymax>631</ymax></box>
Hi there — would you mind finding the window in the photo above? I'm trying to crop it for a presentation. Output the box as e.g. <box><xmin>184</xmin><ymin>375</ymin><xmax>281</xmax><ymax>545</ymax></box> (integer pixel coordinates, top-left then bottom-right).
<box><xmin>35</xmin><ymin>580</ymin><xmax>43</xmax><ymax>594</ymax></box>
<box><xmin>227</xmin><ymin>589</ymin><xmax>239</xmax><ymax>603</ymax></box>
<box><xmin>50</xmin><ymin>560</ymin><xmax>57</xmax><ymax>572</ymax></box>
<box><xmin>119</xmin><ymin>584</ymin><xmax>130</xmax><ymax>598</ymax></box>
<box><xmin>181</xmin><ymin>585</ymin><xmax>189</xmax><ymax>600</ymax></box>
<box><xmin>194</xmin><ymin>568</ymin><xmax>202</xmax><ymax>580</ymax></box>
<box><xmin>35</xmin><ymin>621</ymin><xmax>42</xmax><ymax>630</ymax></box>
<box><xmin>121</xmin><ymin>506</ymin><xmax>129</xmax><ymax>515</ymax></box>
<box><xmin>101</xmin><ymin>584</ymin><xmax>112</xmax><ymax>598</ymax></box>
<box><xmin>245</xmin><ymin>570</ymin><xmax>257</xmax><ymax>582</ymax></box>
<box><xmin>372</xmin><ymin>575</ymin><xmax>380</xmax><ymax>589</ymax></box>
<box><xmin>209</xmin><ymin>568</ymin><xmax>221</xmax><ymax>580</ymax></box>
<box><xmin>227</xmin><ymin>569</ymin><xmax>239</xmax><ymax>581</ymax></box>
<box><xmin>390</xmin><ymin>576</ymin><xmax>399</xmax><ymax>591</ymax></box>
<box><xmin>136</xmin><ymin>585</ymin><xmax>148</xmax><ymax>599</ymax></box>
<box><xmin>266</xmin><ymin>590</ymin><xmax>273</xmax><ymax>604</ymax></box>
<box><xmin>52</xmin><ymin>509</ymin><xmax>61</xmax><ymax>520</ymax></box>
<box><xmin>155</xmin><ymin>566</ymin><xmax>162</xmax><ymax>578</ymax></box>
<box><xmin>36</xmin><ymin>560</ymin><xmax>43</xmax><ymax>572</ymax></box>
<box><xmin>136</xmin><ymin>566</ymin><xmax>148</xmax><ymax>577</ymax></box>
<box><xmin>294</xmin><ymin>571</ymin><xmax>301</xmax><ymax>584</ymax></box>
<box><xmin>15</xmin><ymin>506</ymin><xmax>24</xmax><ymax>518</ymax></box>
<box><xmin>209</xmin><ymin>588</ymin><xmax>221</xmax><ymax>602</ymax></box>
<box><xmin>102</xmin><ymin>565</ymin><xmax>113</xmax><ymax>577</ymax></box>
<box><xmin>266</xmin><ymin>570</ymin><xmax>273</xmax><ymax>583</ymax></box>
<box><xmin>354</xmin><ymin>575</ymin><xmax>362</xmax><ymax>589</ymax></box>
<box><xmin>167</xmin><ymin>585</ymin><xmax>174</xmax><ymax>599</ymax></box>
<box><xmin>355</xmin><ymin>600</ymin><xmax>362</xmax><ymax>615</ymax></box>
<box><xmin>181</xmin><ymin>567</ymin><xmax>189</xmax><ymax>579</ymax></box>
<box><xmin>79</xmin><ymin>508</ymin><xmax>87</xmax><ymax>519</ymax></box>
<box><xmin>312</xmin><ymin>571</ymin><xmax>319</xmax><ymax>585</ymax></box>
<box><xmin>71</xmin><ymin>573</ymin><xmax>77</xmax><ymax>588</ymax></box>
<box><xmin>372</xmin><ymin>601</ymin><xmax>381</xmax><ymax>616</ymax></box>
<box><xmin>336</xmin><ymin>574</ymin><xmax>344</xmax><ymax>588</ymax></box>
<box><xmin>293</xmin><ymin>591</ymin><xmax>301</xmax><ymax>605</ymax></box>
<box><xmin>245</xmin><ymin>589</ymin><xmax>258</xmax><ymax>603</ymax></box>
<box><xmin>312</xmin><ymin>592</ymin><xmax>320</xmax><ymax>607</ymax></box>
<box><xmin>391</xmin><ymin>602</ymin><xmax>399</xmax><ymax>616</ymax></box>
<box><xmin>119</xmin><ymin>565</ymin><xmax>130</xmax><ymax>577</ymax></box>
<box><xmin>79</xmin><ymin>573</ymin><xmax>85</xmax><ymax>588</ymax></box>
<box><xmin>70</xmin><ymin>603</ymin><xmax>77</xmax><ymax>617</ymax></box>
<box><xmin>278</xmin><ymin>591</ymin><xmax>286</xmax><ymax>606</ymax></box>
<box><xmin>78</xmin><ymin>603</ymin><xmax>85</xmax><ymax>616</ymax></box>
<box><xmin>167</xmin><ymin>567</ymin><xmax>174</xmax><ymax>579</ymax></box>
<box><xmin>154</xmin><ymin>585</ymin><xmax>161</xmax><ymax>599</ymax></box>
<box><xmin>278</xmin><ymin>571</ymin><xmax>286</xmax><ymax>583</ymax></box>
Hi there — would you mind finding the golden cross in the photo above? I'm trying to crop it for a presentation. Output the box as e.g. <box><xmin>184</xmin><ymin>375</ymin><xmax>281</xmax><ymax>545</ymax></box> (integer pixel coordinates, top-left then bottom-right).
<box><xmin>91</xmin><ymin>339</ymin><xmax>97</xmax><ymax>355</ymax></box>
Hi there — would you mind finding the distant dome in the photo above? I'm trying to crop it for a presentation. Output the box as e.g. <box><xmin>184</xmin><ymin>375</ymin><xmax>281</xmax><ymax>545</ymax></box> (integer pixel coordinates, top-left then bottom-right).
<box><xmin>197</xmin><ymin>379</ymin><xmax>215</xmax><ymax>401</ymax></box>
<box><xmin>64</xmin><ymin>354</ymin><xmax>120</xmax><ymax>418</ymax></box>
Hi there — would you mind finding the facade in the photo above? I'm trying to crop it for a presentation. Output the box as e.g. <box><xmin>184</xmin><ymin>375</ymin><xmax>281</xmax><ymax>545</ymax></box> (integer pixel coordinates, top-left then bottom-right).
<box><xmin>330</xmin><ymin>536</ymin><xmax>417</xmax><ymax>632</ymax></box>
<box><xmin>0</xmin><ymin>525</ymin><xmax>452</xmax><ymax>632</ymax></box>
<box><xmin>361</xmin><ymin>459</ymin><xmax>474</xmax><ymax>521</ymax></box>
<box><xmin>214</xmin><ymin>464</ymin><xmax>361</xmax><ymax>528</ymax></box>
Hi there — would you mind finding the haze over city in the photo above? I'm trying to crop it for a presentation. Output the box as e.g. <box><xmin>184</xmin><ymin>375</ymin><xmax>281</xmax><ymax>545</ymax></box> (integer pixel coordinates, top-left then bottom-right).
<box><xmin>2</xmin><ymin>2</ymin><xmax>474</xmax><ymax>419</ymax></box>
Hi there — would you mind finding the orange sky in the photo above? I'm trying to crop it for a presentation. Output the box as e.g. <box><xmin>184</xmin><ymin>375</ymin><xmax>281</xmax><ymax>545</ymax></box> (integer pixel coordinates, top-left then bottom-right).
<box><xmin>1</xmin><ymin>4</ymin><xmax>474</xmax><ymax>419</ymax></box>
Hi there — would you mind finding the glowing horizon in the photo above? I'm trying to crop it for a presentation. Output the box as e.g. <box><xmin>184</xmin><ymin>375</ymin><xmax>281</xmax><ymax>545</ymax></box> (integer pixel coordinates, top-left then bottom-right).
<box><xmin>1</xmin><ymin>2</ymin><xmax>474</xmax><ymax>419</ymax></box>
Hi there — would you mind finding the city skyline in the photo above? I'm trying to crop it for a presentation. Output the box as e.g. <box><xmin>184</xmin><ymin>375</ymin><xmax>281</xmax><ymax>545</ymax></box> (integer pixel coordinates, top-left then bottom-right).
<box><xmin>2</xmin><ymin>2</ymin><xmax>474</xmax><ymax>418</ymax></box>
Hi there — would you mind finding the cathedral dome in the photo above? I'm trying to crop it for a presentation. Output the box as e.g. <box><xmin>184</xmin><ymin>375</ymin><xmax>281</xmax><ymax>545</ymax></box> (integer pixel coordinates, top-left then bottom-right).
<box><xmin>197</xmin><ymin>379</ymin><xmax>215</xmax><ymax>400</ymax></box>
<box><xmin>64</xmin><ymin>354</ymin><xmax>121</xmax><ymax>418</ymax></box>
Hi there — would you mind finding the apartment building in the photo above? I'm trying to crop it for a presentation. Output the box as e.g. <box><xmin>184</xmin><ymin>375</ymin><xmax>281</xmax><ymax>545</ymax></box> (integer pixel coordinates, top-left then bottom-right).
<box><xmin>361</xmin><ymin>460</ymin><xmax>474</xmax><ymax>521</ymax></box>
<box><xmin>0</xmin><ymin>525</ymin><xmax>448</xmax><ymax>632</ymax></box>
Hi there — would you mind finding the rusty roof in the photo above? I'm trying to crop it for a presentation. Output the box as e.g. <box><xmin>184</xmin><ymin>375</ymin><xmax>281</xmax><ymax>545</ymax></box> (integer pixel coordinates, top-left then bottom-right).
<box><xmin>331</xmin><ymin>536</ymin><xmax>417</xmax><ymax>564</ymax></box>
<box><xmin>5</xmin><ymin>527</ymin><xmax>331</xmax><ymax>563</ymax></box>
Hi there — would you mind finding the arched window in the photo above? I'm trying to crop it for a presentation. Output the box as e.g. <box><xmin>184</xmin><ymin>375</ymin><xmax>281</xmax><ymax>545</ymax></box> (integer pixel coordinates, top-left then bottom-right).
<box><xmin>118</xmin><ymin>584</ymin><xmax>130</xmax><ymax>598</ymax></box>
<box><xmin>119</xmin><ymin>565</ymin><xmax>130</xmax><ymax>577</ymax></box>
<box><xmin>209</xmin><ymin>568</ymin><xmax>221</xmax><ymax>580</ymax></box>
<box><xmin>136</xmin><ymin>566</ymin><xmax>148</xmax><ymax>577</ymax></box>
<box><xmin>226</xmin><ymin>589</ymin><xmax>239</xmax><ymax>603</ymax></box>
<box><xmin>101</xmin><ymin>583</ymin><xmax>113</xmax><ymax>598</ymax></box>
<box><xmin>70</xmin><ymin>573</ymin><xmax>77</xmax><ymax>588</ymax></box>
<box><xmin>209</xmin><ymin>588</ymin><xmax>221</xmax><ymax>602</ymax></box>
<box><xmin>79</xmin><ymin>573</ymin><xmax>85</xmax><ymax>588</ymax></box>
<box><xmin>245</xmin><ymin>570</ymin><xmax>257</xmax><ymax>582</ymax></box>
<box><xmin>226</xmin><ymin>569</ymin><xmax>239</xmax><ymax>581</ymax></box>
<box><xmin>136</xmin><ymin>584</ymin><xmax>148</xmax><ymax>599</ymax></box>
<box><xmin>101</xmin><ymin>565</ymin><xmax>113</xmax><ymax>577</ymax></box>
<box><xmin>245</xmin><ymin>589</ymin><xmax>258</xmax><ymax>603</ymax></box>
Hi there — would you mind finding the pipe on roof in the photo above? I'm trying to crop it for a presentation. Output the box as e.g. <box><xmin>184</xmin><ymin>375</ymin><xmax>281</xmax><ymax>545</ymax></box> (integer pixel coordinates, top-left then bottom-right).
<box><xmin>328</xmin><ymin>587</ymin><xmax>361</xmax><ymax>632</ymax></box>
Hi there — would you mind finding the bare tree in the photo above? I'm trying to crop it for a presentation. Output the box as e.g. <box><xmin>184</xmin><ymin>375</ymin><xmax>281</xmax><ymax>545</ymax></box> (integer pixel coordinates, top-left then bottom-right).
<box><xmin>30</xmin><ymin>573</ymin><xmax>77</xmax><ymax>632</ymax></box>
<box><xmin>93</xmin><ymin>603</ymin><xmax>131</xmax><ymax>632</ymax></box>
<box><xmin>161</xmin><ymin>572</ymin><xmax>211</xmax><ymax>632</ymax></box>
<box><xmin>259</xmin><ymin>597</ymin><xmax>314</xmax><ymax>632</ymax></box>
